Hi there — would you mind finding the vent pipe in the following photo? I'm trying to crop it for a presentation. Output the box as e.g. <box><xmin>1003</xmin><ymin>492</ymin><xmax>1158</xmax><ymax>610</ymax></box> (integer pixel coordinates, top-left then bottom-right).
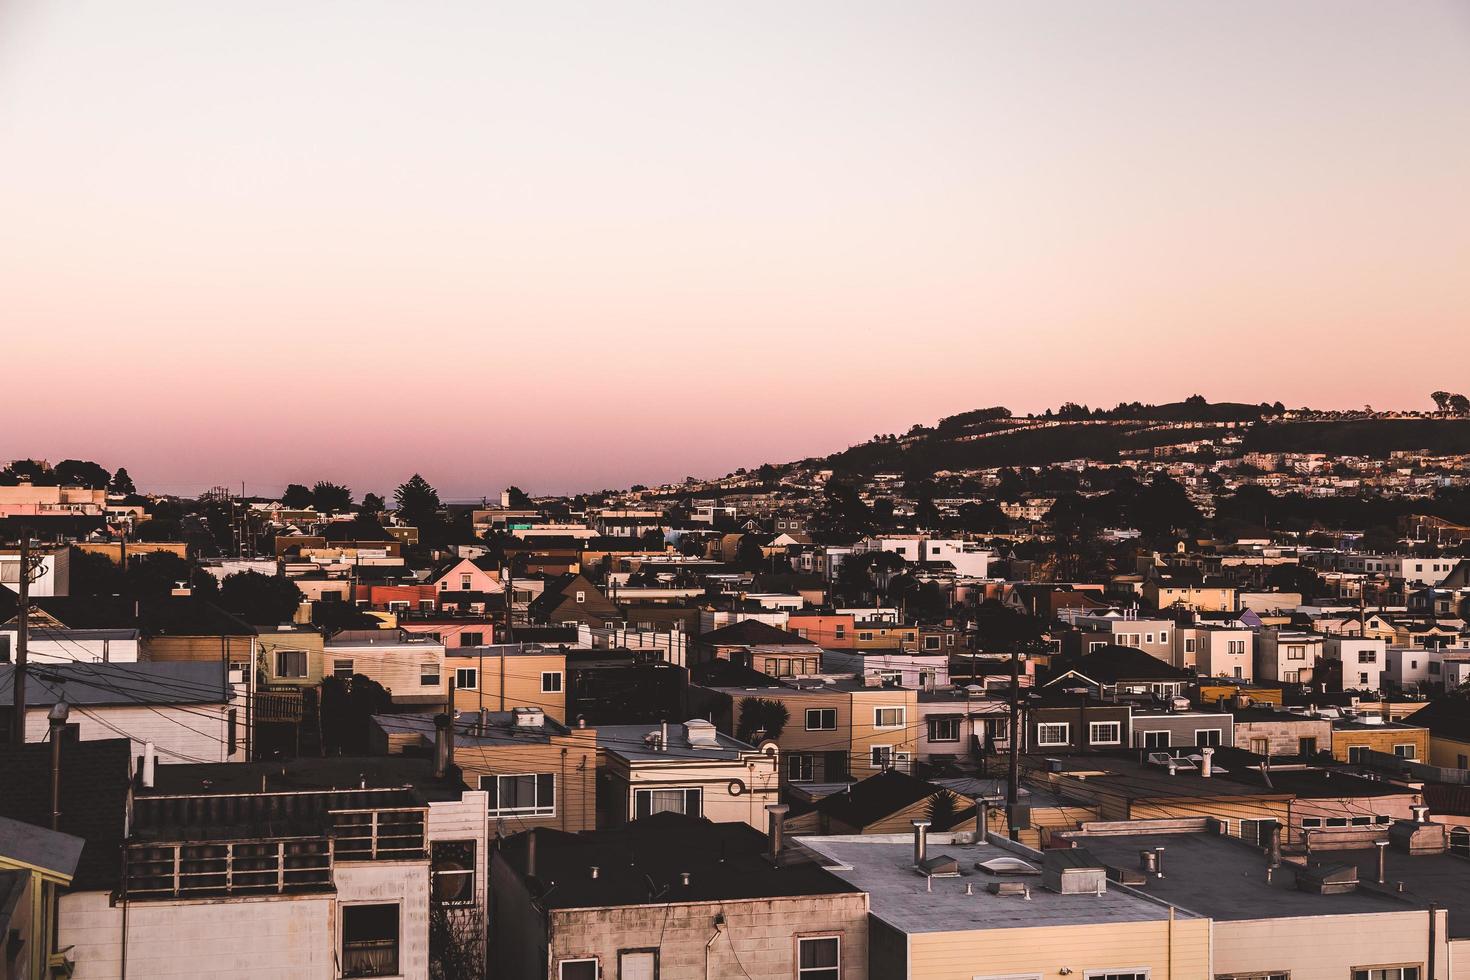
<box><xmin>975</xmin><ymin>800</ymin><xmax>989</xmax><ymax>844</ymax></box>
<box><xmin>913</xmin><ymin>819</ymin><xmax>932</xmax><ymax>866</ymax></box>
<box><xmin>433</xmin><ymin>713</ymin><xmax>451</xmax><ymax>779</ymax></box>
<box><xmin>526</xmin><ymin>831</ymin><xmax>537</xmax><ymax>878</ymax></box>
<box><xmin>1201</xmin><ymin>746</ymin><xmax>1214</xmax><ymax>778</ymax></box>
<box><xmin>1376</xmin><ymin>840</ymin><xmax>1389</xmax><ymax>884</ymax></box>
<box><xmin>766</xmin><ymin>804</ymin><xmax>789</xmax><ymax>860</ymax></box>
<box><xmin>142</xmin><ymin>742</ymin><xmax>157</xmax><ymax>789</ymax></box>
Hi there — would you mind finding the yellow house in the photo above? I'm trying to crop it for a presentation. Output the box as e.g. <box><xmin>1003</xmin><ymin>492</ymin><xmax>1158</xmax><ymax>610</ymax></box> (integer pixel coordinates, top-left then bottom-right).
<box><xmin>255</xmin><ymin>623</ymin><xmax>325</xmax><ymax>687</ymax></box>
<box><xmin>0</xmin><ymin>816</ymin><xmax>84</xmax><ymax>980</ymax></box>
<box><xmin>447</xmin><ymin>645</ymin><xmax>568</xmax><ymax>723</ymax></box>
<box><xmin>1330</xmin><ymin>719</ymin><xmax>1431</xmax><ymax>764</ymax></box>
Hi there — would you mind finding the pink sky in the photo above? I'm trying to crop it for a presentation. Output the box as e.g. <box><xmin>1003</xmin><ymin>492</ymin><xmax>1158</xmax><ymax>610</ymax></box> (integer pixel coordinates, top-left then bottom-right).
<box><xmin>2</xmin><ymin>1</ymin><xmax>1468</xmax><ymax>497</ymax></box>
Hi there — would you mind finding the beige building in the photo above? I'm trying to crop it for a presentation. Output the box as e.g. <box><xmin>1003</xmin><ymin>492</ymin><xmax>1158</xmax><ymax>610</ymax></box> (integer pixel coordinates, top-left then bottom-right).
<box><xmin>595</xmin><ymin>720</ymin><xmax>780</xmax><ymax>829</ymax></box>
<box><xmin>801</xmin><ymin>828</ymin><xmax>1210</xmax><ymax>980</ymax></box>
<box><xmin>325</xmin><ymin>629</ymin><xmax>446</xmax><ymax>707</ymax></box>
<box><xmin>255</xmin><ymin>623</ymin><xmax>325</xmax><ymax>687</ymax></box>
<box><xmin>490</xmin><ymin>815</ymin><xmax>869</xmax><ymax>980</ymax></box>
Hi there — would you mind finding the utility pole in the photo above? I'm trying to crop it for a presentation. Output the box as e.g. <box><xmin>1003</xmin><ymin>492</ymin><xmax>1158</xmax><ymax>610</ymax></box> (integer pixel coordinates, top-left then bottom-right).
<box><xmin>1006</xmin><ymin>643</ymin><xmax>1021</xmax><ymax>839</ymax></box>
<box><xmin>10</xmin><ymin>536</ymin><xmax>36</xmax><ymax>746</ymax></box>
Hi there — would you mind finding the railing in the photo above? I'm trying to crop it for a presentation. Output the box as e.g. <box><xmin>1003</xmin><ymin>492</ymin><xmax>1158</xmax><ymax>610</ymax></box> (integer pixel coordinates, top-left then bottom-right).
<box><xmin>124</xmin><ymin>837</ymin><xmax>332</xmax><ymax>898</ymax></box>
<box><xmin>330</xmin><ymin>807</ymin><xmax>427</xmax><ymax>861</ymax></box>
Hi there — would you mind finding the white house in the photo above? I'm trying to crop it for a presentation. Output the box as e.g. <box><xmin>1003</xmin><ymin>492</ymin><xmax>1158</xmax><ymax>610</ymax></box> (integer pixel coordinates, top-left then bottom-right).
<box><xmin>1324</xmin><ymin>635</ymin><xmax>1388</xmax><ymax>692</ymax></box>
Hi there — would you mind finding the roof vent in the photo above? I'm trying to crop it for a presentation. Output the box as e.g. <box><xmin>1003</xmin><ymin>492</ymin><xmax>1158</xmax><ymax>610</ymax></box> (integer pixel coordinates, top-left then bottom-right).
<box><xmin>976</xmin><ymin>857</ymin><xmax>1040</xmax><ymax>877</ymax></box>
<box><xmin>684</xmin><ymin>719</ymin><xmax>721</xmax><ymax>749</ymax></box>
<box><xmin>1042</xmin><ymin>848</ymin><xmax>1107</xmax><ymax>895</ymax></box>
<box><xmin>917</xmin><ymin>854</ymin><xmax>961</xmax><ymax>878</ymax></box>
<box><xmin>512</xmin><ymin>707</ymin><xmax>545</xmax><ymax>728</ymax></box>
<box><xmin>1295</xmin><ymin>862</ymin><xmax>1359</xmax><ymax>895</ymax></box>
<box><xmin>987</xmin><ymin>881</ymin><xmax>1030</xmax><ymax>896</ymax></box>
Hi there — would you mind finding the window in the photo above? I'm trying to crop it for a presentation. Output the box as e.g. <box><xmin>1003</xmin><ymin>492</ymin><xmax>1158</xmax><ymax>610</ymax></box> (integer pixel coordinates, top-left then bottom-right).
<box><xmin>482</xmin><ymin>773</ymin><xmax>556</xmax><ymax>816</ymax></box>
<box><xmin>341</xmin><ymin>903</ymin><xmax>399</xmax><ymax>978</ymax></box>
<box><xmin>1352</xmin><ymin>967</ymin><xmax>1420</xmax><ymax>980</ymax></box>
<box><xmin>929</xmin><ymin>717</ymin><xmax>961</xmax><ymax>743</ymax></box>
<box><xmin>541</xmin><ymin>671</ymin><xmax>563</xmax><ymax>693</ymax></box>
<box><xmin>461</xmin><ymin>573</ymin><xmax>473</xmax><ymax>590</ymax></box>
<box><xmin>1394</xmin><ymin>744</ymin><xmax>1418</xmax><ymax>760</ymax></box>
<box><xmin>635</xmin><ymin>788</ymin><xmax>702</xmax><ymax>819</ymax></box>
<box><xmin>924</xmin><ymin>635</ymin><xmax>941</xmax><ymax>651</ymax></box>
<box><xmin>1184</xmin><ymin>638</ymin><xmax>1196</xmax><ymax>653</ymax></box>
<box><xmin>798</xmin><ymin>937</ymin><xmax>840</xmax><ymax>980</ymax></box>
<box><xmin>1159</xmin><ymin>630</ymin><xmax>1168</xmax><ymax>644</ymax></box>
<box><xmin>1088</xmin><ymin>721</ymin><xmax>1121</xmax><ymax>745</ymax></box>
<box><xmin>1348</xmin><ymin>746</ymin><xmax>1368</xmax><ymax>763</ymax></box>
<box><xmin>333</xmin><ymin>658</ymin><xmax>354</xmax><ymax>679</ymax></box>
<box><xmin>619</xmin><ymin>950</ymin><xmax>657</xmax><ymax>980</ymax></box>
<box><xmin>1216</xmin><ymin>974</ymin><xmax>1288</xmax><ymax>980</ymax></box>
<box><xmin>871</xmin><ymin>745</ymin><xmax>893</xmax><ymax>768</ymax></box>
<box><xmin>1145</xmin><ymin>633</ymin><xmax>1155</xmax><ymax>644</ymax></box>
<box><xmin>859</xmin><ymin>632</ymin><xmax>873</xmax><ymax>641</ymax></box>
<box><xmin>560</xmin><ymin>961</ymin><xmax>598</xmax><ymax>980</ymax></box>
<box><xmin>787</xmin><ymin>753</ymin><xmax>814</xmax><ymax>782</ymax></box>
<box><xmin>421</xmin><ymin>663</ymin><xmax>441</xmax><ymax>687</ymax></box>
<box><xmin>431</xmin><ymin>840</ymin><xmax>476</xmax><ymax>906</ymax></box>
<box><xmin>1087</xmin><ymin>972</ymin><xmax>1148</xmax><ymax>980</ymax></box>
<box><xmin>1037</xmin><ymin>723</ymin><xmax>1070</xmax><ymax>747</ymax></box>
<box><xmin>575</xmin><ymin>590</ymin><xmax>587</xmax><ymax>603</ymax></box>
<box><xmin>1196</xmin><ymin>729</ymin><xmax>1223</xmax><ymax>747</ymax></box>
<box><xmin>1359</xmin><ymin>650</ymin><xmax>1377</xmax><ymax>663</ymax></box>
<box><xmin>274</xmin><ymin>650</ymin><xmax>307</xmax><ymax>678</ymax></box>
<box><xmin>834</xmin><ymin>626</ymin><xmax>846</xmax><ymax>640</ymax></box>
<box><xmin>455</xmin><ymin>667</ymin><xmax>478</xmax><ymax>691</ymax></box>
<box><xmin>1228</xmin><ymin>640</ymin><xmax>1246</xmax><ymax>655</ymax></box>
<box><xmin>460</xmin><ymin>632</ymin><xmax>484</xmax><ymax>647</ymax></box>
<box><xmin>1301</xmin><ymin>817</ymin><xmax>1323</xmax><ymax>829</ymax></box>
<box><xmin>1142</xmin><ymin>731</ymin><xmax>1170</xmax><ymax>749</ymax></box>
<box><xmin>874</xmin><ymin>707</ymin><xmax>905</xmax><ymax>729</ymax></box>
<box><xmin>1287</xmin><ymin>646</ymin><xmax>1306</xmax><ymax>660</ymax></box>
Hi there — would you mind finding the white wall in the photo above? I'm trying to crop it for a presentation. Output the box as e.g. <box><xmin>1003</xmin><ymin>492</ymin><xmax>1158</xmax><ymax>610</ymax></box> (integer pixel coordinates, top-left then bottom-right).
<box><xmin>24</xmin><ymin>703</ymin><xmax>236</xmax><ymax>763</ymax></box>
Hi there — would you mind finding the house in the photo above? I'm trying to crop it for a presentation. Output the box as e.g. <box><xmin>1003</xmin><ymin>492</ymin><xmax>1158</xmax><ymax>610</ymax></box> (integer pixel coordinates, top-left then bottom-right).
<box><xmin>1384</xmin><ymin>646</ymin><xmax>1447</xmax><ymax>693</ymax></box>
<box><xmin>1044</xmin><ymin>644</ymin><xmax>1194</xmax><ymax>701</ymax></box>
<box><xmin>566</xmin><ymin>648</ymin><xmax>686</xmax><ymax>726</ymax></box>
<box><xmin>1331</xmin><ymin>716</ymin><xmax>1429</xmax><ymax>764</ymax></box>
<box><xmin>324</xmin><ymin>629</ymin><xmax>447</xmax><ymax>706</ymax></box>
<box><xmin>526</xmin><ymin>574</ymin><xmax>621</xmax><ymax>628</ymax></box>
<box><xmin>692</xmin><ymin>677</ymin><xmax>920</xmax><ymax>783</ymax></box>
<box><xmin>1063</xmin><ymin>613</ymin><xmax>1176</xmax><ymax>664</ymax></box>
<box><xmin>695</xmin><ymin>619</ymin><xmax>822</xmax><ymax>675</ymax></box>
<box><xmin>1325</xmin><ymin>634</ymin><xmax>1388</xmax><ymax>691</ymax></box>
<box><xmin>426</xmin><ymin>555</ymin><xmax>503</xmax><ymax>595</ymax></box>
<box><xmin>1128</xmin><ymin>704</ymin><xmax>1235</xmax><ymax>750</ymax></box>
<box><xmin>1063</xmin><ymin>819</ymin><xmax>1456</xmax><ymax>980</ymax></box>
<box><xmin>914</xmin><ymin>687</ymin><xmax>1011</xmax><ymax>761</ymax></box>
<box><xmin>256</xmin><ymin>622</ymin><xmax>325</xmax><ymax>687</ymax></box>
<box><xmin>1406</xmin><ymin>693</ymin><xmax>1470</xmax><ymax>769</ymax></box>
<box><xmin>0</xmin><ymin>661</ymin><xmax>240</xmax><ymax>762</ymax></box>
<box><xmin>0</xmin><ymin>626</ymin><xmax>140</xmax><ymax>665</ymax></box>
<box><xmin>1142</xmin><ymin>576</ymin><xmax>1236</xmax><ymax>613</ymax></box>
<box><xmin>1232</xmin><ymin>705</ymin><xmax>1335</xmax><ymax>758</ymax></box>
<box><xmin>1173</xmin><ymin>622</ymin><xmax>1253</xmax><ymax>680</ymax></box>
<box><xmin>59</xmin><ymin>753</ymin><xmax>486</xmax><ymax>980</ymax></box>
<box><xmin>0</xmin><ymin>816</ymin><xmax>84</xmax><ymax>980</ymax></box>
<box><xmin>594</xmin><ymin>719</ymin><xmax>779</xmax><ymax>829</ymax></box>
<box><xmin>489</xmin><ymin>813</ymin><xmax>869</xmax><ymax>980</ymax></box>
<box><xmin>449</xmin><ymin>643</ymin><xmax>567</xmax><ymax>722</ymax></box>
<box><xmin>1256</xmin><ymin>629</ymin><xmax>1324</xmax><ymax>685</ymax></box>
<box><xmin>1021</xmin><ymin>694</ymin><xmax>1133</xmax><ymax>754</ymax></box>
<box><xmin>798</xmin><ymin>825</ymin><xmax>1210</xmax><ymax>980</ymax></box>
<box><xmin>373</xmin><ymin>708</ymin><xmax>598</xmax><ymax>834</ymax></box>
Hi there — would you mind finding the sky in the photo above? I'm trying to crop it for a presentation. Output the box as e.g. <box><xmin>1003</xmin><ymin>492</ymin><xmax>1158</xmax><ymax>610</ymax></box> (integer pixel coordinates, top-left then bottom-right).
<box><xmin>2</xmin><ymin>1</ymin><xmax>1468</xmax><ymax>498</ymax></box>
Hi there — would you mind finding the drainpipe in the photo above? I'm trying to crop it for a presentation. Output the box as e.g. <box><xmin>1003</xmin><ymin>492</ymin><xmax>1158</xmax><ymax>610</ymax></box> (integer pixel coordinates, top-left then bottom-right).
<box><xmin>1429</xmin><ymin>903</ymin><xmax>1438</xmax><ymax>980</ymax></box>
<box><xmin>49</xmin><ymin>703</ymin><xmax>71</xmax><ymax>830</ymax></box>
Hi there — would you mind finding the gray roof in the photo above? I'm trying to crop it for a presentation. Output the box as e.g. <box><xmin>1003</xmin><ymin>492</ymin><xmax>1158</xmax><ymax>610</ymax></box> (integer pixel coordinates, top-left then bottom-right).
<box><xmin>596</xmin><ymin>722</ymin><xmax>756</xmax><ymax>761</ymax></box>
<box><xmin>798</xmin><ymin>833</ymin><xmax>1198</xmax><ymax>934</ymax></box>
<box><xmin>0</xmin><ymin>815</ymin><xmax>85</xmax><ymax>879</ymax></box>
<box><xmin>1073</xmin><ymin>830</ymin><xmax>1415</xmax><ymax>922</ymax></box>
<box><xmin>0</xmin><ymin>661</ymin><xmax>232</xmax><ymax>707</ymax></box>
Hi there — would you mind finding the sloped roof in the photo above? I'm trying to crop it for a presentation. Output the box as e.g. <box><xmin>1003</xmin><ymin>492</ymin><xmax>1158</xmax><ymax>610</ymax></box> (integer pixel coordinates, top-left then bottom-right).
<box><xmin>699</xmin><ymin>619</ymin><xmax>815</xmax><ymax>647</ymax></box>
<box><xmin>0</xmin><ymin>738</ymin><xmax>131</xmax><ymax>890</ymax></box>
<box><xmin>1049</xmin><ymin>644</ymin><xmax>1191</xmax><ymax>684</ymax></box>
<box><xmin>1406</xmin><ymin>695</ymin><xmax>1470</xmax><ymax>744</ymax></box>
<box><xmin>814</xmin><ymin>769</ymin><xmax>953</xmax><ymax>829</ymax></box>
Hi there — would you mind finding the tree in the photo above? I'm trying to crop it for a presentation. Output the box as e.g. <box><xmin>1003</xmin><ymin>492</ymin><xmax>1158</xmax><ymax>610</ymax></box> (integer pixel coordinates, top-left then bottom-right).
<box><xmin>395</xmin><ymin>474</ymin><xmax>441</xmax><ymax>526</ymax></box>
<box><xmin>814</xmin><ymin>481</ymin><xmax>873</xmax><ymax>539</ymax></box>
<box><xmin>360</xmin><ymin>492</ymin><xmax>386</xmax><ymax>517</ymax></box>
<box><xmin>311</xmin><ymin>481</ymin><xmax>353</xmax><ymax>512</ymax></box>
<box><xmin>1451</xmin><ymin>394</ymin><xmax>1470</xmax><ymax>416</ymax></box>
<box><xmin>133</xmin><ymin>517</ymin><xmax>182</xmax><ymax>542</ymax></box>
<box><xmin>54</xmin><ymin>459</ymin><xmax>111</xmax><ymax>489</ymax></box>
<box><xmin>218</xmin><ymin>571</ymin><xmax>304</xmax><ymax>625</ymax></box>
<box><xmin>123</xmin><ymin>552</ymin><xmax>201</xmax><ymax>599</ymax></box>
<box><xmin>109</xmin><ymin>467</ymin><xmax>136</xmax><ymax>495</ymax></box>
<box><xmin>735</xmin><ymin>698</ymin><xmax>790</xmax><ymax>744</ymax></box>
<box><xmin>68</xmin><ymin>548</ymin><xmax>125</xmax><ymax>596</ymax></box>
<box><xmin>281</xmin><ymin>483</ymin><xmax>313</xmax><ymax>508</ymax></box>
<box><xmin>505</xmin><ymin>486</ymin><xmax>534</xmax><ymax>509</ymax></box>
<box><xmin>1432</xmin><ymin>391</ymin><xmax>1452</xmax><ymax>413</ymax></box>
<box><xmin>429</xmin><ymin>901</ymin><xmax>484</xmax><ymax>980</ymax></box>
<box><xmin>925</xmin><ymin>790</ymin><xmax>964</xmax><ymax>830</ymax></box>
<box><xmin>733</xmin><ymin>535</ymin><xmax>766</xmax><ymax>572</ymax></box>
<box><xmin>319</xmin><ymin>675</ymin><xmax>394</xmax><ymax>755</ymax></box>
<box><xmin>0</xmin><ymin>460</ymin><xmax>55</xmax><ymax>485</ymax></box>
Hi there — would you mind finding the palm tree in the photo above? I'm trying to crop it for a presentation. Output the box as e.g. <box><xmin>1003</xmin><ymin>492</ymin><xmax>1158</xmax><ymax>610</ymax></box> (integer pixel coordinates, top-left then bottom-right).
<box><xmin>736</xmin><ymin>698</ymin><xmax>790</xmax><ymax>744</ymax></box>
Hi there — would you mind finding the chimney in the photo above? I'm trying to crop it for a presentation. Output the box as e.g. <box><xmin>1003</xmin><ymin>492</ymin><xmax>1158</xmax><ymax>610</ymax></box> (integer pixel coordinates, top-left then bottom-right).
<box><xmin>1412</xmin><ymin>805</ymin><xmax>1430</xmax><ymax>824</ymax></box>
<box><xmin>680</xmin><ymin>872</ymin><xmax>691</xmax><ymax>887</ymax></box>
<box><xmin>1376</xmin><ymin>840</ymin><xmax>1389</xmax><ymax>884</ymax></box>
<box><xmin>433</xmin><ymin>713</ymin><xmax>452</xmax><ymax>779</ymax></box>
<box><xmin>1268</xmin><ymin>822</ymin><xmax>1282</xmax><ymax>869</ymax></box>
<box><xmin>479</xmin><ymin>707</ymin><xmax>490</xmax><ymax>734</ymax></box>
<box><xmin>1200</xmin><ymin>746</ymin><xmax>1214</xmax><ymax>778</ymax></box>
<box><xmin>912</xmin><ymin>819</ymin><xmax>932</xmax><ymax>866</ymax></box>
<box><xmin>589</xmin><ymin>866</ymin><xmax>600</xmax><ymax>880</ymax></box>
<box><xmin>975</xmin><ymin>800</ymin><xmax>989</xmax><ymax>844</ymax></box>
<box><xmin>142</xmin><ymin>742</ymin><xmax>157</xmax><ymax>789</ymax></box>
<box><xmin>660</xmin><ymin>720</ymin><xmax>668</xmax><ymax>752</ymax></box>
<box><xmin>766</xmin><ymin>804</ymin><xmax>789</xmax><ymax>860</ymax></box>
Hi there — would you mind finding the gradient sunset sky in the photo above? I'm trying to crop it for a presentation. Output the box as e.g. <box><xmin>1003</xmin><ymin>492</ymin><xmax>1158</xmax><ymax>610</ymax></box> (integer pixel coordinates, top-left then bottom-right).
<box><xmin>2</xmin><ymin>1</ymin><xmax>1468</xmax><ymax>498</ymax></box>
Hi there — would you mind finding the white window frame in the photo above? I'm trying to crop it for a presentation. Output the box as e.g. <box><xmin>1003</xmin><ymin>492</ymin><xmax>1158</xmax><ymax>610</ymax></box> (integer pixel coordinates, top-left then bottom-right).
<box><xmin>481</xmin><ymin>772</ymin><xmax>556</xmax><ymax>816</ymax></box>
<box><xmin>1088</xmin><ymin>721</ymin><xmax>1121</xmax><ymax>746</ymax></box>
<box><xmin>1195</xmin><ymin>729</ymin><xmax>1223</xmax><ymax>746</ymax></box>
<box><xmin>541</xmin><ymin>671</ymin><xmax>563</xmax><ymax>693</ymax></box>
<box><xmin>797</xmin><ymin>935</ymin><xmax>841</xmax><ymax>980</ymax></box>
<box><xmin>333</xmin><ymin>658</ymin><xmax>354</xmax><ymax>679</ymax></box>
<box><xmin>873</xmin><ymin>706</ymin><xmax>905</xmax><ymax>729</ymax></box>
<box><xmin>1036</xmin><ymin>722</ymin><xmax>1070</xmax><ymax>748</ymax></box>
<box><xmin>870</xmin><ymin>744</ymin><xmax>894</xmax><ymax>768</ymax></box>
<box><xmin>274</xmin><ymin>649</ymin><xmax>308</xmax><ymax>679</ymax></box>
<box><xmin>420</xmin><ymin>662</ymin><xmax>441</xmax><ymax>687</ymax></box>
<box><xmin>787</xmin><ymin>752</ymin><xmax>814</xmax><ymax>782</ymax></box>
<box><xmin>1085</xmin><ymin>970</ymin><xmax>1150</xmax><ymax>980</ymax></box>
<box><xmin>929</xmin><ymin>717</ymin><xmax>962</xmax><ymax>743</ymax></box>
<box><xmin>1393</xmin><ymin>744</ymin><xmax>1418</xmax><ymax>759</ymax></box>
<box><xmin>634</xmin><ymin>787</ymin><xmax>703</xmax><ymax>819</ymax></box>
<box><xmin>455</xmin><ymin>667</ymin><xmax>478</xmax><ymax>691</ymax></box>
<box><xmin>1141</xmin><ymin>730</ymin><xmax>1171</xmax><ymax>749</ymax></box>
<box><xmin>806</xmin><ymin>708</ymin><xmax>837</xmax><ymax>731</ymax></box>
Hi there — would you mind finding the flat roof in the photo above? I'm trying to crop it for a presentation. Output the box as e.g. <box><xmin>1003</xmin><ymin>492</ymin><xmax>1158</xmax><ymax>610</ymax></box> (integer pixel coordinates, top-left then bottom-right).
<box><xmin>1073</xmin><ymin>830</ymin><xmax>1415</xmax><ymax>922</ymax></box>
<box><xmin>799</xmin><ymin>833</ymin><xmax>1197</xmax><ymax>934</ymax></box>
<box><xmin>595</xmin><ymin>722</ymin><xmax>755</xmax><ymax>761</ymax></box>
